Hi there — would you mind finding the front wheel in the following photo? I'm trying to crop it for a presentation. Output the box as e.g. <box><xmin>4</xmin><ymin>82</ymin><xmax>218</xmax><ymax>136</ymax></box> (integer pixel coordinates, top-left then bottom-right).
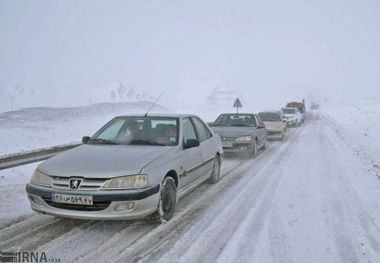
<box><xmin>208</xmin><ymin>155</ymin><xmax>221</xmax><ymax>184</ymax></box>
<box><xmin>262</xmin><ymin>137</ymin><xmax>267</xmax><ymax>150</ymax></box>
<box><xmin>252</xmin><ymin>140</ymin><xmax>258</xmax><ymax>157</ymax></box>
<box><xmin>151</xmin><ymin>177</ymin><xmax>177</xmax><ymax>222</ymax></box>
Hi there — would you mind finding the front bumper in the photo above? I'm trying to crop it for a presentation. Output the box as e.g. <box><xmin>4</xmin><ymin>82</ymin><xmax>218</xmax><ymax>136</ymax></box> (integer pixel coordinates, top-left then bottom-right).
<box><xmin>286</xmin><ymin>120</ymin><xmax>297</xmax><ymax>127</ymax></box>
<box><xmin>26</xmin><ymin>183</ymin><xmax>160</xmax><ymax>220</ymax></box>
<box><xmin>222</xmin><ymin>141</ymin><xmax>254</xmax><ymax>153</ymax></box>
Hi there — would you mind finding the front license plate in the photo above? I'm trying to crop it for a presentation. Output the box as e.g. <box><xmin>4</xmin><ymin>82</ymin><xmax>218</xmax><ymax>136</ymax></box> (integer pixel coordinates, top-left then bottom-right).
<box><xmin>51</xmin><ymin>193</ymin><xmax>93</xmax><ymax>205</ymax></box>
<box><xmin>222</xmin><ymin>141</ymin><xmax>233</xmax><ymax>148</ymax></box>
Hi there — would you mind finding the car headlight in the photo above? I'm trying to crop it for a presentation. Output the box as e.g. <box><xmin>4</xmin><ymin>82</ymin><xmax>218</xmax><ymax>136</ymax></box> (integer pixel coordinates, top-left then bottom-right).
<box><xmin>31</xmin><ymin>170</ymin><xmax>51</xmax><ymax>187</ymax></box>
<box><xmin>104</xmin><ymin>175</ymin><xmax>148</xmax><ymax>189</ymax></box>
<box><xmin>236</xmin><ymin>136</ymin><xmax>252</xmax><ymax>141</ymax></box>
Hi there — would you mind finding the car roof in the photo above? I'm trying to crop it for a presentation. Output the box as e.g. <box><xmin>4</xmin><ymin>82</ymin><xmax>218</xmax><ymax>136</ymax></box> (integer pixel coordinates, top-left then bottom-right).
<box><xmin>114</xmin><ymin>113</ymin><xmax>197</xmax><ymax>118</ymax></box>
<box><xmin>219</xmin><ymin>113</ymin><xmax>256</xmax><ymax>115</ymax></box>
<box><xmin>259</xmin><ymin>110</ymin><xmax>281</xmax><ymax>114</ymax></box>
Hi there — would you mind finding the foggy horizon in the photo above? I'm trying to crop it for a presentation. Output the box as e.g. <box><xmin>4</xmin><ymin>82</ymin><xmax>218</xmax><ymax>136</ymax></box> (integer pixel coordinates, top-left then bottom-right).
<box><xmin>1</xmin><ymin>0</ymin><xmax>380</xmax><ymax>112</ymax></box>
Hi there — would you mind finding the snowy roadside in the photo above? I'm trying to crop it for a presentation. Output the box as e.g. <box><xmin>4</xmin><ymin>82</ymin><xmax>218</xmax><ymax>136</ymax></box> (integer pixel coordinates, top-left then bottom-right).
<box><xmin>320</xmin><ymin>98</ymin><xmax>380</xmax><ymax>176</ymax></box>
<box><xmin>0</xmin><ymin>162</ymin><xmax>39</xmax><ymax>228</ymax></box>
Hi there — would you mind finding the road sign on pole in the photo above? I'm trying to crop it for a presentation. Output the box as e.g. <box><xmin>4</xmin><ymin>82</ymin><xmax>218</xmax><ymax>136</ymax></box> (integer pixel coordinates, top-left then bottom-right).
<box><xmin>233</xmin><ymin>98</ymin><xmax>243</xmax><ymax>113</ymax></box>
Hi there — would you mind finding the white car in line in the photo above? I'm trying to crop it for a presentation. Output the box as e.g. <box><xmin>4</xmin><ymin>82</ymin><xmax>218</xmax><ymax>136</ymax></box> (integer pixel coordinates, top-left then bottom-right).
<box><xmin>258</xmin><ymin>111</ymin><xmax>287</xmax><ymax>140</ymax></box>
<box><xmin>282</xmin><ymin>107</ymin><xmax>302</xmax><ymax>127</ymax></box>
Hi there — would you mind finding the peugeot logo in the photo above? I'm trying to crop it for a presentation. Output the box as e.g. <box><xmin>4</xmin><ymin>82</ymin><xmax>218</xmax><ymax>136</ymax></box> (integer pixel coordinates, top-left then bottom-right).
<box><xmin>69</xmin><ymin>178</ymin><xmax>83</xmax><ymax>189</ymax></box>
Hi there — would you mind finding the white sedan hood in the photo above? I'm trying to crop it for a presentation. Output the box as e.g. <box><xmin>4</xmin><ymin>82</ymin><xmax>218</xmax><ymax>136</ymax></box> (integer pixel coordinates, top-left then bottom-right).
<box><xmin>37</xmin><ymin>144</ymin><xmax>173</xmax><ymax>178</ymax></box>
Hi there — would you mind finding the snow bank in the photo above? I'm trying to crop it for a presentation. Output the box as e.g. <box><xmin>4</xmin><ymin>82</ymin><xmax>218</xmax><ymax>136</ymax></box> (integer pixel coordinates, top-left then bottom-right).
<box><xmin>320</xmin><ymin>98</ymin><xmax>380</xmax><ymax>167</ymax></box>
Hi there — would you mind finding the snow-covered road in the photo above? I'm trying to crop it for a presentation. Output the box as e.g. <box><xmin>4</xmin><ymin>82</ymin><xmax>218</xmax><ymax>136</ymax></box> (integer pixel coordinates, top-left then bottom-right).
<box><xmin>1</xmin><ymin>118</ymin><xmax>380</xmax><ymax>263</ymax></box>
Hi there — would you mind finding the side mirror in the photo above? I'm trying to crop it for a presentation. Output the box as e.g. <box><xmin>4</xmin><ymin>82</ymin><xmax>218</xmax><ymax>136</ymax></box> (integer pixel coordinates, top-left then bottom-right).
<box><xmin>282</xmin><ymin>119</ymin><xmax>287</xmax><ymax>123</ymax></box>
<box><xmin>82</xmin><ymin>136</ymin><xmax>90</xmax><ymax>144</ymax></box>
<box><xmin>207</xmin><ymin>122</ymin><xmax>214</xmax><ymax>127</ymax></box>
<box><xmin>183</xmin><ymin>139</ymin><xmax>200</xmax><ymax>149</ymax></box>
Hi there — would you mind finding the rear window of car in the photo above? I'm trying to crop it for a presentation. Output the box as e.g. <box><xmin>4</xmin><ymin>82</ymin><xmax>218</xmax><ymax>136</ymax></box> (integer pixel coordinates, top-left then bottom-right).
<box><xmin>282</xmin><ymin>108</ymin><xmax>296</xmax><ymax>114</ymax></box>
<box><xmin>213</xmin><ymin>114</ymin><xmax>256</xmax><ymax>127</ymax></box>
<box><xmin>258</xmin><ymin>112</ymin><xmax>281</xmax><ymax>122</ymax></box>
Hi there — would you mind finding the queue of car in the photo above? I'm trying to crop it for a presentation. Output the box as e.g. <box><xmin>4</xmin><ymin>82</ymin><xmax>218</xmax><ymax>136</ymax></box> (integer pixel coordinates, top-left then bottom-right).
<box><xmin>26</xmin><ymin>104</ymin><xmax>305</xmax><ymax>222</ymax></box>
<box><xmin>258</xmin><ymin>111</ymin><xmax>287</xmax><ymax>140</ymax></box>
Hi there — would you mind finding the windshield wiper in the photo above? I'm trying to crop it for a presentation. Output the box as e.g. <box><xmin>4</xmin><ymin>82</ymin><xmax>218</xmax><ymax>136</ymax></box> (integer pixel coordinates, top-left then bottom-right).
<box><xmin>88</xmin><ymin>138</ymin><xmax>118</xmax><ymax>145</ymax></box>
<box><xmin>213</xmin><ymin>123</ymin><xmax>230</xmax><ymax>126</ymax></box>
<box><xmin>231</xmin><ymin>124</ymin><xmax>251</xmax><ymax>127</ymax></box>
<box><xmin>130</xmin><ymin>139</ymin><xmax>166</xmax><ymax>146</ymax></box>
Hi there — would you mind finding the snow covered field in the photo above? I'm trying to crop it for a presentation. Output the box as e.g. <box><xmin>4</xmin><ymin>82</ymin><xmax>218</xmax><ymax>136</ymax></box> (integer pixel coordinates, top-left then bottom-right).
<box><xmin>0</xmin><ymin>101</ymin><xmax>168</xmax><ymax>155</ymax></box>
<box><xmin>320</xmin><ymin>98</ymin><xmax>380</xmax><ymax>172</ymax></box>
<box><xmin>1</xmin><ymin>109</ymin><xmax>380</xmax><ymax>262</ymax></box>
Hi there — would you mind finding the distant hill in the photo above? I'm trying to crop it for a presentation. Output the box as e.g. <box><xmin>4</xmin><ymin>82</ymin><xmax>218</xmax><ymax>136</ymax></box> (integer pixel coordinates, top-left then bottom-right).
<box><xmin>0</xmin><ymin>81</ymin><xmax>154</xmax><ymax>113</ymax></box>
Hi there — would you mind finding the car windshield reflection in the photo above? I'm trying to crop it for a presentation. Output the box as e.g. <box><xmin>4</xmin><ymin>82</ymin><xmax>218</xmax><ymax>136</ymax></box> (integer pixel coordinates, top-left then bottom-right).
<box><xmin>90</xmin><ymin>117</ymin><xmax>179</xmax><ymax>146</ymax></box>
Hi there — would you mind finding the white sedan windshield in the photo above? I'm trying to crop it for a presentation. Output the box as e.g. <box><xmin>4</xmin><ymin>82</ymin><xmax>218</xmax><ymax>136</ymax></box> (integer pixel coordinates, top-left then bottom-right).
<box><xmin>91</xmin><ymin>117</ymin><xmax>179</xmax><ymax>146</ymax></box>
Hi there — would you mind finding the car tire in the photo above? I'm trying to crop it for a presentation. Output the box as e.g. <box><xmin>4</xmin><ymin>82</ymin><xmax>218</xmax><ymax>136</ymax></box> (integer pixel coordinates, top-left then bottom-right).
<box><xmin>252</xmin><ymin>140</ymin><xmax>258</xmax><ymax>157</ymax></box>
<box><xmin>151</xmin><ymin>177</ymin><xmax>177</xmax><ymax>222</ymax></box>
<box><xmin>280</xmin><ymin>132</ymin><xmax>284</xmax><ymax>140</ymax></box>
<box><xmin>262</xmin><ymin>137</ymin><xmax>267</xmax><ymax>150</ymax></box>
<box><xmin>208</xmin><ymin>155</ymin><xmax>221</xmax><ymax>184</ymax></box>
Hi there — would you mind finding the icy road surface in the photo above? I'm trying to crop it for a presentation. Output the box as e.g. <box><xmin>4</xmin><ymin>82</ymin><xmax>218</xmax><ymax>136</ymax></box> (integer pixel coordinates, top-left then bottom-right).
<box><xmin>1</xmin><ymin>118</ymin><xmax>380</xmax><ymax>263</ymax></box>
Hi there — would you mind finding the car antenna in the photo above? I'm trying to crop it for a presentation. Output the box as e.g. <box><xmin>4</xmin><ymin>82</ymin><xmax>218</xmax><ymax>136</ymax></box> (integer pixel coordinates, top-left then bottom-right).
<box><xmin>145</xmin><ymin>90</ymin><xmax>165</xmax><ymax>117</ymax></box>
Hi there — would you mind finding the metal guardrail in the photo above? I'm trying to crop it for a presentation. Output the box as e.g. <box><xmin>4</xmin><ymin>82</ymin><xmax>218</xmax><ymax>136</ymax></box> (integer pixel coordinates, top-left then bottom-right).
<box><xmin>0</xmin><ymin>143</ymin><xmax>81</xmax><ymax>170</ymax></box>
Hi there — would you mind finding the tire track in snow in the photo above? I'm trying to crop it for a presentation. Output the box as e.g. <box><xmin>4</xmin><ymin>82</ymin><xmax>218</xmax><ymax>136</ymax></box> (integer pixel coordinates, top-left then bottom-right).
<box><xmin>74</xmin><ymin>159</ymin><xmax>246</xmax><ymax>263</ymax></box>
<box><xmin>110</xmin><ymin>145</ymin><xmax>282</xmax><ymax>263</ymax></box>
<box><xmin>212</xmin><ymin>127</ymin><xmax>303</xmax><ymax>263</ymax></box>
<box><xmin>39</xmin><ymin>221</ymin><xmax>156</xmax><ymax>263</ymax></box>
<box><xmin>74</xmin><ymin>222</ymin><xmax>157</xmax><ymax>263</ymax></box>
<box><xmin>0</xmin><ymin>217</ymin><xmax>92</xmax><ymax>251</ymax></box>
<box><xmin>0</xmin><ymin>213</ymin><xmax>34</xmax><ymax>230</ymax></box>
<box><xmin>112</xmin><ymin>129</ymin><xmax>302</xmax><ymax>263</ymax></box>
<box><xmin>267</xmin><ymin>203</ymin><xmax>294</xmax><ymax>263</ymax></box>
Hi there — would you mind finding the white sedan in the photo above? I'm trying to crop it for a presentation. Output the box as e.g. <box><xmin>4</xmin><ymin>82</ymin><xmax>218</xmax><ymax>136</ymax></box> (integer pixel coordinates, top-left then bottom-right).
<box><xmin>26</xmin><ymin>114</ymin><xmax>223</xmax><ymax>222</ymax></box>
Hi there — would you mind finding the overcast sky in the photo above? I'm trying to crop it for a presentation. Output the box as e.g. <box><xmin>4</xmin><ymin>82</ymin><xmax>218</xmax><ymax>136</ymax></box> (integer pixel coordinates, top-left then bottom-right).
<box><xmin>1</xmin><ymin>0</ymin><xmax>380</xmax><ymax>111</ymax></box>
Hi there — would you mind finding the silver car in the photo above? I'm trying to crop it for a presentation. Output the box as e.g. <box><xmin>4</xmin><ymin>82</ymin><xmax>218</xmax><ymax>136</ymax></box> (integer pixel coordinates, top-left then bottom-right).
<box><xmin>282</xmin><ymin>107</ymin><xmax>303</xmax><ymax>127</ymax></box>
<box><xmin>26</xmin><ymin>114</ymin><xmax>223</xmax><ymax>221</ymax></box>
<box><xmin>210</xmin><ymin>113</ymin><xmax>267</xmax><ymax>156</ymax></box>
<box><xmin>258</xmin><ymin>111</ymin><xmax>287</xmax><ymax>140</ymax></box>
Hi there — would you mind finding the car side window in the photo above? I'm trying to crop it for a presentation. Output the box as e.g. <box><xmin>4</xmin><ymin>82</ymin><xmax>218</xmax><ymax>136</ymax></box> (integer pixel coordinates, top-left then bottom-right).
<box><xmin>253</xmin><ymin>115</ymin><xmax>260</xmax><ymax>127</ymax></box>
<box><xmin>256</xmin><ymin>115</ymin><xmax>264</xmax><ymax>127</ymax></box>
<box><xmin>191</xmin><ymin>117</ymin><xmax>211</xmax><ymax>142</ymax></box>
<box><xmin>182</xmin><ymin>118</ymin><xmax>198</xmax><ymax>142</ymax></box>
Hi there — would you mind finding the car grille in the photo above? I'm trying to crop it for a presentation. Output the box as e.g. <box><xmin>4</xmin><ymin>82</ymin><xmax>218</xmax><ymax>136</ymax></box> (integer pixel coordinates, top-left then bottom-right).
<box><xmin>51</xmin><ymin>177</ymin><xmax>107</xmax><ymax>190</ymax></box>
<box><xmin>42</xmin><ymin>197</ymin><xmax>111</xmax><ymax>211</ymax></box>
